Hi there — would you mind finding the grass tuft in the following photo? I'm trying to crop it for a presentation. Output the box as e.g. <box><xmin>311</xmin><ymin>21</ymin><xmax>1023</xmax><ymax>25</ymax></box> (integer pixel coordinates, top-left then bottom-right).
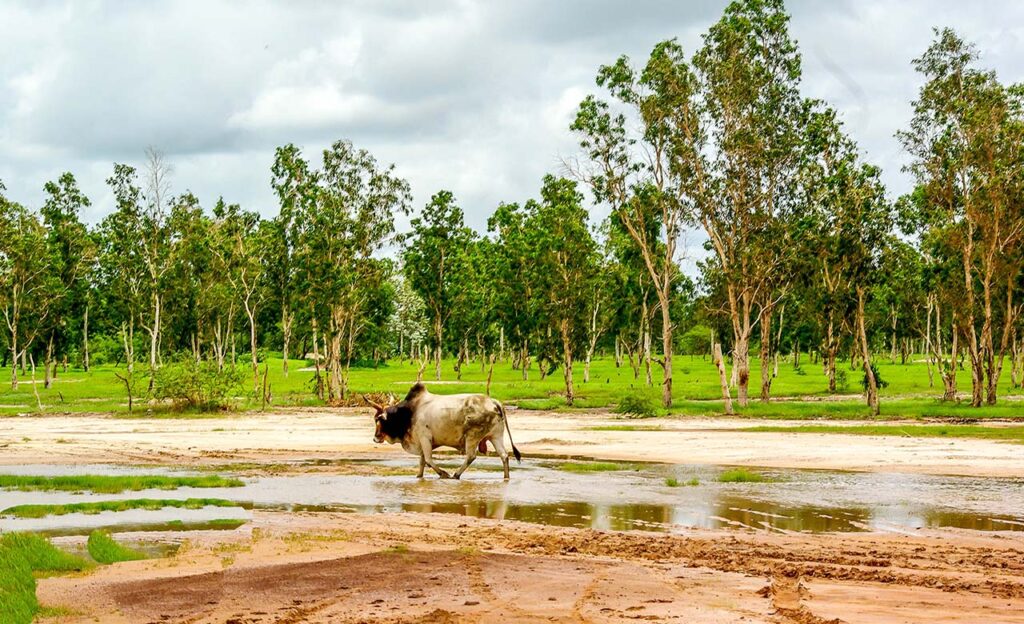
<box><xmin>744</xmin><ymin>424</ymin><xmax>1024</xmax><ymax>443</ymax></box>
<box><xmin>2</xmin><ymin>497</ymin><xmax>241</xmax><ymax>519</ymax></box>
<box><xmin>0</xmin><ymin>474</ymin><xmax>244</xmax><ymax>494</ymax></box>
<box><xmin>0</xmin><ymin>533</ymin><xmax>91</xmax><ymax>623</ymax></box>
<box><xmin>87</xmin><ymin>531</ymin><xmax>147</xmax><ymax>564</ymax></box>
<box><xmin>665</xmin><ymin>476</ymin><xmax>700</xmax><ymax>487</ymax></box>
<box><xmin>718</xmin><ymin>469</ymin><xmax>768</xmax><ymax>483</ymax></box>
<box><xmin>551</xmin><ymin>461</ymin><xmax>636</xmax><ymax>473</ymax></box>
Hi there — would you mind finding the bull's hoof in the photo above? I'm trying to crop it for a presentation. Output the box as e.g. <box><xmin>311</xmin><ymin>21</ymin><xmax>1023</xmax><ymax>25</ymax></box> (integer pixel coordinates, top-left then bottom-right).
<box><xmin>452</xmin><ymin>473</ymin><xmax>461</xmax><ymax>480</ymax></box>
<box><xmin>438</xmin><ymin>471</ymin><xmax>452</xmax><ymax>479</ymax></box>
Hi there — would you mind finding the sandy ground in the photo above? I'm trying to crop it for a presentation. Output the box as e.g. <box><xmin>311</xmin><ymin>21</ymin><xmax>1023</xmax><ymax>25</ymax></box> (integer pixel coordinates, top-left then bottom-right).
<box><xmin>35</xmin><ymin>511</ymin><xmax>1024</xmax><ymax>624</ymax></box>
<box><xmin>6</xmin><ymin>408</ymin><xmax>1024</xmax><ymax>623</ymax></box>
<box><xmin>1</xmin><ymin>408</ymin><xmax>1023</xmax><ymax>477</ymax></box>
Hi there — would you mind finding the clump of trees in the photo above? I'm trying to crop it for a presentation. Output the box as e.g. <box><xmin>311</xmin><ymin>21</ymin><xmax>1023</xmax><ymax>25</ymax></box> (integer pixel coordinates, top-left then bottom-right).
<box><xmin>1</xmin><ymin>0</ymin><xmax>1022</xmax><ymax>414</ymax></box>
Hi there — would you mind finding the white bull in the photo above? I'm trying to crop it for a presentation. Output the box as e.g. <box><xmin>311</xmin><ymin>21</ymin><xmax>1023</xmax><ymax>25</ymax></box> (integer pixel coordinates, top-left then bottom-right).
<box><xmin>370</xmin><ymin>383</ymin><xmax>522</xmax><ymax>479</ymax></box>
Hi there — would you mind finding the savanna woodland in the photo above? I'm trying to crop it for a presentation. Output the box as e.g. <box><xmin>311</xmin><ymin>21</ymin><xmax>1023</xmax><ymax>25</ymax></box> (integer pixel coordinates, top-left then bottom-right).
<box><xmin>2</xmin><ymin>1</ymin><xmax>1023</xmax><ymax>419</ymax></box>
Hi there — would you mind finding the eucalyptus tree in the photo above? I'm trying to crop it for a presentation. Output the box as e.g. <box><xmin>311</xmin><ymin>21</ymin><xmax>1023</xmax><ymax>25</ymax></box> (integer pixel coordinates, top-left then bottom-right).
<box><xmin>99</xmin><ymin>164</ymin><xmax>148</xmax><ymax>374</ymax></box>
<box><xmin>212</xmin><ymin>198</ymin><xmax>267</xmax><ymax>395</ymax></box>
<box><xmin>899</xmin><ymin>28</ymin><xmax>1024</xmax><ymax>405</ymax></box>
<box><xmin>488</xmin><ymin>201</ymin><xmax>538</xmax><ymax>376</ymax></box>
<box><xmin>692</xmin><ymin>0</ymin><xmax>805</xmax><ymax>406</ymax></box>
<box><xmin>800</xmin><ymin>106</ymin><xmax>892</xmax><ymax>414</ymax></box>
<box><xmin>389</xmin><ymin>274</ymin><xmax>428</xmax><ymax>361</ymax></box>
<box><xmin>140</xmin><ymin>148</ymin><xmax>174</xmax><ymax>382</ymax></box>
<box><xmin>295</xmin><ymin>140</ymin><xmax>410</xmax><ymax>400</ymax></box>
<box><xmin>40</xmin><ymin>172</ymin><xmax>95</xmax><ymax>380</ymax></box>
<box><xmin>1</xmin><ymin>184</ymin><xmax>59</xmax><ymax>389</ymax></box>
<box><xmin>571</xmin><ymin>39</ymin><xmax>701</xmax><ymax>408</ymax></box>
<box><xmin>402</xmin><ymin>191</ymin><xmax>474</xmax><ymax>381</ymax></box>
<box><xmin>270</xmin><ymin>144</ymin><xmax>314</xmax><ymax>375</ymax></box>
<box><xmin>528</xmin><ymin>175</ymin><xmax>600</xmax><ymax>405</ymax></box>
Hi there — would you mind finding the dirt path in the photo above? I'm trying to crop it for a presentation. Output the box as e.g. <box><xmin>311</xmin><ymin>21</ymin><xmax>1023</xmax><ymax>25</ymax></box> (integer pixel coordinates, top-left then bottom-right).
<box><xmin>2</xmin><ymin>408</ymin><xmax>1023</xmax><ymax>477</ymax></box>
<box><xmin>36</xmin><ymin>511</ymin><xmax>1024</xmax><ymax>623</ymax></box>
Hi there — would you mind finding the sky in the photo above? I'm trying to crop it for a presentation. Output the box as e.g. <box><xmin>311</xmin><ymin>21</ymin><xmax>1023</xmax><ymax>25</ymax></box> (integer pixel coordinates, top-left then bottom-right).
<box><xmin>2</xmin><ymin>0</ymin><xmax>1024</xmax><ymax>245</ymax></box>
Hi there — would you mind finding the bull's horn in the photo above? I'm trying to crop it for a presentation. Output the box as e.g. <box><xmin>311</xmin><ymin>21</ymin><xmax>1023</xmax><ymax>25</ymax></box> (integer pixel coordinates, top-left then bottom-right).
<box><xmin>362</xmin><ymin>395</ymin><xmax>385</xmax><ymax>413</ymax></box>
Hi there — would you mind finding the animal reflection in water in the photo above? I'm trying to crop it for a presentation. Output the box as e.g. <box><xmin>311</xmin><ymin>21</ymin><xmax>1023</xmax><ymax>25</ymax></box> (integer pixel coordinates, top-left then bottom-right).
<box><xmin>368</xmin><ymin>383</ymin><xmax>522</xmax><ymax>479</ymax></box>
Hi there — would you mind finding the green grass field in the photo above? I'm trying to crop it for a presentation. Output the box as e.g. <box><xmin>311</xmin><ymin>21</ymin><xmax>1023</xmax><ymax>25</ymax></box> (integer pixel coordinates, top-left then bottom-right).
<box><xmin>0</xmin><ymin>475</ymin><xmax>244</xmax><ymax>494</ymax></box>
<box><xmin>744</xmin><ymin>424</ymin><xmax>1024</xmax><ymax>443</ymax></box>
<box><xmin>2</xmin><ymin>498</ymin><xmax>241</xmax><ymax>519</ymax></box>
<box><xmin>1</xmin><ymin>353</ymin><xmax>1021</xmax><ymax>419</ymax></box>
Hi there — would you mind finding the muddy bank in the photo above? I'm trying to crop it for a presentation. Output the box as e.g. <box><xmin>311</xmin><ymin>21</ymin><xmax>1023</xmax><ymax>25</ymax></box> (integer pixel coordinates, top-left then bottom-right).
<box><xmin>2</xmin><ymin>409</ymin><xmax>1023</xmax><ymax>477</ymax></box>
<box><xmin>36</xmin><ymin>511</ymin><xmax>1024</xmax><ymax>623</ymax></box>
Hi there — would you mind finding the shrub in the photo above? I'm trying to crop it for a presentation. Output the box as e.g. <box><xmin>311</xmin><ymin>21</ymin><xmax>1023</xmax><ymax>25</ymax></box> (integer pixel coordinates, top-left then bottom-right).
<box><xmin>153</xmin><ymin>358</ymin><xmax>244</xmax><ymax>410</ymax></box>
<box><xmin>836</xmin><ymin>369</ymin><xmax>849</xmax><ymax>392</ymax></box>
<box><xmin>614</xmin><ymin>392</ymin><xmax>659</xmax><ymax>419</ymax></box>
<box><xmin>718</xmin><ymin>469</ymin><xmax>766</xmax><ymax>483</ymax></box>
<box><xmin>862</xmin><ymin>362</ymin><xmax>889</xmax><ymax>392</ymax></box>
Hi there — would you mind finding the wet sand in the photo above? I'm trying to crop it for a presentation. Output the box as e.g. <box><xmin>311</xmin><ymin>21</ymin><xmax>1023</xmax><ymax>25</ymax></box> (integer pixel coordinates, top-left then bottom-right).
<box><xmin>7</xmin><ymin>408</ymin><xmax>1024</xmax><ymax>622</ymax></box>
<box><xmin>36</xmin><ymin>511</ymin><xmax>1024</xmax><ymax>623</ymax></box>
<box><xmin>2</xmin><ymin>408</ymin><xmax>1023</xmax><ymax>477</ymax></box>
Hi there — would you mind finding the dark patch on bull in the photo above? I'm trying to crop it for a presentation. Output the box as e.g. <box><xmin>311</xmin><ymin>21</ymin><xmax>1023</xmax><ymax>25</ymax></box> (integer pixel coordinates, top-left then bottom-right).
<box><xmin>381</xmin><ymin>403</ymin><xmax>414</xmax><ymax>440</ymax></box>
<box><xmin>404</xmin><ymin>382</ymin><xmax>427</xmax><ymax>403</ymax></box>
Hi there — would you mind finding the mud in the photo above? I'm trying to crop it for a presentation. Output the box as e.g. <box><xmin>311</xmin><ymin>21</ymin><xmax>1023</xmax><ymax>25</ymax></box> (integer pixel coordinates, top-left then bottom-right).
<box><xmin>35</xmin><ymin>511</ymin><xmax>1024</xmax><ymax>623</ymax></box>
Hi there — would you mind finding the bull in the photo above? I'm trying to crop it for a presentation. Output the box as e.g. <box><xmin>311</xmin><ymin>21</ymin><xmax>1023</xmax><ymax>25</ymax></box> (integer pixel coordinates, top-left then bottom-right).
<box><xmin>369</xmin><ymin>383</ymin><xmax>522</xmax><ymax>479</ymax></box>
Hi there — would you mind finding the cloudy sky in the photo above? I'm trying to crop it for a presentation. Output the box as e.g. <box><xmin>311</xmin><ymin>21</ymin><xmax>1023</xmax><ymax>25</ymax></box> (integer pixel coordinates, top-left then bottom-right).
<box><xmin>2</xmin><ymin>0</ymin><xmax>1023</xmax><ymax>239</ymax></box>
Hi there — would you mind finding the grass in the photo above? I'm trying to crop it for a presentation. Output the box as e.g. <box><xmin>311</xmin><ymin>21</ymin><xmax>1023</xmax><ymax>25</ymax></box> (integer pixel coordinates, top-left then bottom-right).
<box><xmin>0</xmin><ymin>533</ymin><xmax>92</xmax><ymax>624</ymax></box>
<box><xmin>550</xmin><ymin>461</ymin><xmax>637</xmax><ymax>473</ymax></box>
<box><xmin>665</xmin><ymin>477</ymin><xmax>699</xmax><ymax>487</ymax></box>
<box><xmin>0</xmin><ymin>474</ymin><xmax>244</xmax><ymax>494</ymax></box>
<box><xmin>588</xmin><ymin>424</ymin><xmax>663</xmax><ymax>431</ymax></box>
<box><xmin>87</xmin><ymin>530</ymin><xmax>147</xmax><ymax>564</ymax></box>
<box><xmin>743</xmin><ymin>424</ymin><xmax>1024</xmax><ymax>443</ymax></box>
<box><xmin>718</xmin><ymin>469</ymin><xmax>768</xmax><ymax>483</ymax></box>
<box><xmin>1</xmin><ymin>353</ymin><xmax>1022</xmax><ymax>419</ymax></box>
<box><xmin>2</xmin><ymin>497</ymin><xmax>241</xmax><ymax>519</ymax></box>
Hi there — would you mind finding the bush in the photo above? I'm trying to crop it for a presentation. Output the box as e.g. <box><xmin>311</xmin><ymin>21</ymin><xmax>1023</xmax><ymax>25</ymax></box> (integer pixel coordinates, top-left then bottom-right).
<box><xmin>862</xmin><ymin>362</ymin><xmax>889</xmax><ymax>392</ymax></box>
<box><xmin>836</xmin><ymin>369</ymin><xmax>849</xmax><ymax>392</ymax></box>
<box><xmin>153</xmin><ymin>358</ymin><xmax>245</xmax><ymax>410</ymax></box>
<box><xmin>614</xmin><ymin>392</ymin><xmax>659</xmax><ymax>419</ymax></box>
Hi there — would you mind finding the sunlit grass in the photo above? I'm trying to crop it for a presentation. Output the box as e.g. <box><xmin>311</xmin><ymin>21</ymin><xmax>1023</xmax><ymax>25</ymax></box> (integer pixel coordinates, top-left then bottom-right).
<box><xmin>744</xmin><ymin>424</ymin><xmax>1024</xmax><ymax>443</ymax></box>
<box><xmin>0</xmin><ymin>533</ymin><xmax>91</xmax><ymax>624</ymax></box>
<box><xmin>0</xmin><ymin>474</ymin><xmax>244</xmax><ymax>494</ymax></box>
<box><xmin>87</xmin><ymin>531</ymin><xmax>146</xmax><ymax>564</ymax></box>
<box><xmin>2</xmin><ymin>498</ymin><xmax>241</xmax><ymax>519</ymax></box>
<box><xmin>718</xmin><ymin>469</ymin><xmax>768</xmax><ymax>483</ymax></box>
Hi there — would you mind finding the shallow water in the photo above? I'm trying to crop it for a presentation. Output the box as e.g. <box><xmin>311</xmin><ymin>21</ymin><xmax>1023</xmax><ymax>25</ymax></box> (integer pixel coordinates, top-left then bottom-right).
<box><xmin>2</xmin><ymin>461</ymin><xmax>1022</xmax><ymax>536</ymax></box>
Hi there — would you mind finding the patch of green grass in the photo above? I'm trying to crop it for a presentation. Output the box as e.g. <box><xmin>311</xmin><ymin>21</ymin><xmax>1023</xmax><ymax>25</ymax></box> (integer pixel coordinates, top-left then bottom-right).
<box><xmin>550</xmin><ymin>461</ymin><xmax>637</xmax><ymax>473</ymax></box>
<box><xmin>743</xmin><ymin>424</ymin><xmax>1024</xmax><ymax>443</ymax></box>
<box><xmin>0</xmin><ymin>474</ymin><xmax>244</xmax><ymax>494</ymax></box>
<box><xmin>87</xmin><ymin>531</ymin><xmax>147</xmax><ymax>564</ymax></box>
<box><xmin>588</xmin><ymin>424</ymin><xmax>663</xmax><ymax>431</ymax></box>
<box><xmin>0</xmin><ymin>533</ymin><xmax>92</xmax><ymax>624</ymax></box>
<box><xmin>665</xmin><ymin>477</ymin><xmax>700</xmax><ymax>487</ymax></box>
<box><xmin>37</xmin><ymin>605</ymin><xmax>83</xmax><ymax>618</ymax></box>
<box><xmin>0</xmin><ymin>533</ymin><xmax>91</xmax><ymax>574</ymax></box>
<box><xmin>718</xmin><ymin>469</ymin><xmax>767</xmax><ymax>483</ymax></box>
<box><xmin>2</xmin><ymin>498</ymin><xmax>241</xmax><ymax>519</ymax></box>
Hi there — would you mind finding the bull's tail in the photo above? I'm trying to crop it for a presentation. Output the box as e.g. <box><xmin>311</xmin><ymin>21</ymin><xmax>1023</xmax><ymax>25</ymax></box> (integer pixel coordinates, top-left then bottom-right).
<box><xmin>497</xmin><ymin>401</ymin><xmax>522</xmax><ymax>463</ymax></box>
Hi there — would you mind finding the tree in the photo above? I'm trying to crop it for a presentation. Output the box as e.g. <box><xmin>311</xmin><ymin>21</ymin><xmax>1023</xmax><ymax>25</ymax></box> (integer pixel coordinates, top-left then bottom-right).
<box><xmin>571</xmin><ymin>38</ymin><xmax>699</xmax><ymax>408</ymax></box>
<box><xmin>40</xmin><ymin>172</ymin><xmax>95</xmax><ymax>381</ymax></box>
<box><xmin>140</xmin><ymin>147</ymin><xmax>174</xmax><ymax>386</ymax></box>
<box><xmin>528</xmin><ymin>175</ymin><xmax>600</xmax><ymax>405</ymax></box>
<box><xmin>899</xmin><ymin>28</ymin><xmax>1024</xmax><ymax>406</ymax></box>
<box><xmin>402</xmin><ymin>191</ymin><xmax>473</xmax><ymax>381</ymax></box>
<box><xmin>692</xmin><ymin>0</ymin><xmax>805</xmax><ymax>406</ymax></box>
<box><xmin>1</xmin><ymin>184</ymin><xmax>59</xmax><ymax>390</ymax></box>
<box><xmin>295</xmin><ymin>140</ymin><xmax>410</xmax><ymax>401</ymax></box>
<box><xmin>270</xmin><ymin>144</ymin><xmax>313</xmax><ymax>375</ymax></box>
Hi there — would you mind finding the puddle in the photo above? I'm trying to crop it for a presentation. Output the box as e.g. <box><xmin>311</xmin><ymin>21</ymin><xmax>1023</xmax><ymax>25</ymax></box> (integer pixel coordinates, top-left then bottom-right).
<box><xmin>2</xmin><ymin>462</ymin><xmax>1023</xmax><ymax>536</ymax></box>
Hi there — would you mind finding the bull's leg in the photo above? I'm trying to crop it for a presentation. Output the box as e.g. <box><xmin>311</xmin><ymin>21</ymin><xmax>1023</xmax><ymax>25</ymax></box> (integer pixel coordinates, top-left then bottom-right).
<box><xmin>420</xmin><ymin>442</ymin><xmax>451</xmax><ymax>479</ymax></box>
<box><xmin>417</xmin><ymin>454</ymin><xmax>426</xmax><ymax>479</ymax></box>
<box><xmin>452</xmin><ymin>440</ymin><xmax>480</xmax><ymax>480</ymax></box>
<box><xmin>491</xmin><ymin>435</ymin><xmax>511</xmax><ymax>480</ymax></box>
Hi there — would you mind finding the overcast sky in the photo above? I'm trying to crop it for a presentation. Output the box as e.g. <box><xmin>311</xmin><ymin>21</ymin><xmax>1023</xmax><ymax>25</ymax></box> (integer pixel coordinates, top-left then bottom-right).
<box><xmin>3</xmin><ymin>0</ymin><xmax>1024</xmax><ymax>240</ymax></box>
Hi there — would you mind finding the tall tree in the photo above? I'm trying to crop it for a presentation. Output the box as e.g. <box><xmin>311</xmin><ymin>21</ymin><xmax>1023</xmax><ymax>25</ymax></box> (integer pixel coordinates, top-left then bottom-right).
<box><xmin>402</xmin><ymin>191</ymin><xmax>474</xmax><ymax>381</ymax></box>
<box><xmin>899</xmin><ymin>28</ymin><xmax>1024</xmax><ymax>406</ymax></box>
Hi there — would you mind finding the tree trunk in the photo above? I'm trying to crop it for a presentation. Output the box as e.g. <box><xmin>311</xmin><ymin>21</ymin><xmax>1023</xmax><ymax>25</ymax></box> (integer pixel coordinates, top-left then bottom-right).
<box><xmin>713</xmin><ymin>342</ymin><xmax>733</xmax><ymax>415</ymax></box>
<box><xmin>282</xmin><ymin>304</ymin><xmax>292</xmax><ymax>376</ymax></box>
<box><xmin>44</xmin><ymin>334</ymin><xmax>54</xmax><ymax>389</ymax></box>
<box><xmin>560</xmin><ymin>319</ymin><xmax>574</xmax><ymax>406</ymax></box>
<box><xmin>659</xmin><ymin>293</ymin><xmax>673</xmax><ymax>409</ymax></box>
<box><xmin>728</xmin><ymin>286</ymin><xmax>752</xmax><ymax>407</ymax></box>
<box><xmin>434</xmin><ymin>315</ymin><xmax>443</xmax><ymax>381</ymax></box>
<box><xmin>857</xmin><ymin>287</ymin><xmax>879</xmax><ymax>416</ymax></box>
<box><xmin>759</xmin><ymin>305</ymin><xmax>773</xmax><ymax>402</ymax></box>
<box><xmin>247</xmin><ymin>304</ymin><xmax>259</xmax><ymax>397</ymax></box>
<box><xmin>83</xmin><ymin>304</ymin><xmax>90</xmax><ymax>372</ymax></box>
<box><xmin>521</xmin><ymin>340</ymin><xmax>529</xmax><ymax>381</ymax></box>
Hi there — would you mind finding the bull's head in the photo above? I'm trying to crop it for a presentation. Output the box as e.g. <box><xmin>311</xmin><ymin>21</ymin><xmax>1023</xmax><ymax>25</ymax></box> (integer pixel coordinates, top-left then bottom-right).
<box><xmin>367</xmin><ymin>397</ymin><xmax>388</xmax><ymax>444</ymax></box>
